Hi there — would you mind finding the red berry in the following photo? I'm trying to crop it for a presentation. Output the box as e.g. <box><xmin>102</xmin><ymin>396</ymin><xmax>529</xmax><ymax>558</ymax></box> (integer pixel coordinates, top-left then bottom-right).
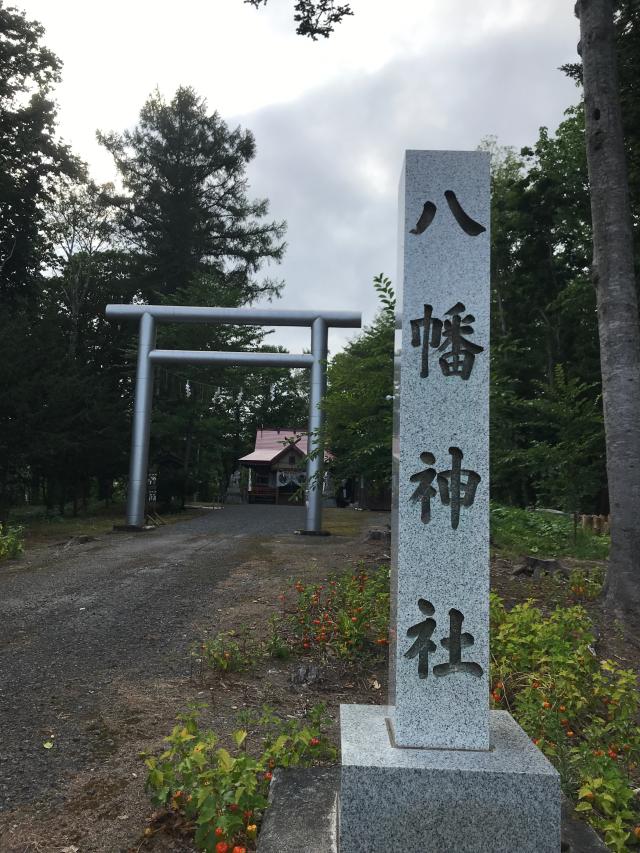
<box><xmin>215</xmin><ymin>827</ymin><xmax>225</xmax><ymax>838</ymax></box>
<box><xmin>216</xmin><ymin>843</ymin><xmax>229</xmax><ymax>853</ymax></box>
<box><xmin>264</xmin><ymin>771</ymin><xmax>273</xmax><ymax>781</ymax></box>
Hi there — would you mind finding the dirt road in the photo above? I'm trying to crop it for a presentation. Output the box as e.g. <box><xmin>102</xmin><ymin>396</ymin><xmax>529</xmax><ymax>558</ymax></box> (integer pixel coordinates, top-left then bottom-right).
<box><xmin>0</xmin><ymin>505</ymin><xmax>388</xmax><ymax>851</ymax></box>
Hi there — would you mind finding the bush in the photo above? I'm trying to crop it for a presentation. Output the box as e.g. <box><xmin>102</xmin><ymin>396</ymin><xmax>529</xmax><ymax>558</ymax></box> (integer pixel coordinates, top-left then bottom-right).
<box><xmin>490</xmin><ymin>595</ymin><xmax>640</xmax><ymax>850</ymax></box>
<box><xmin>283</xmin><ymin>563</ymin><xmax>390</xmax><ymax>659</ymax></box>
<box><xmin>144</xmin><ymin>704</ymin><xmax>336</xmax><ymax>852</ymax></box>
<box><xmin>0</xmin><ymin>524</ymin><xmax>23</xmax><ymax>560</ymax></box>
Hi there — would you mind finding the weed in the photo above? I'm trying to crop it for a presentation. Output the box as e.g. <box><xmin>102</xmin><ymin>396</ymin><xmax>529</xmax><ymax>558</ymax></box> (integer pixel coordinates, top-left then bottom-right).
<box><xmin>193</xmin><ymin>631</ymin><xmax>258</xmax><ymax>673</ymax></box>
<box><xmin>264</xmin><ymin>615</ymin><xmax>291</xmax><ymax>660</ymax></box>
<box><xmin>0</xmin><ymin>524</ymin><xmax>24</xmax><ymax>560</ymax></box>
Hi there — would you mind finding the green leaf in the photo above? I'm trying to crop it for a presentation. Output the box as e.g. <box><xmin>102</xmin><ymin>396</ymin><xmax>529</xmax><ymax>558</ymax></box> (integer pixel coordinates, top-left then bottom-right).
<box><xmin>217</xmin><ymin>748</ymin><xmax>235</xmax><ymax>772</ymax></box>
<box><xmin>196</xmin><ymin>795</ymin><xmax>218</xmax><ymax>824</ymax></box>
<box><xmin>233</xmin><ymin>729</ymin><xmax>247</xmax><ymax>748</ymax></box>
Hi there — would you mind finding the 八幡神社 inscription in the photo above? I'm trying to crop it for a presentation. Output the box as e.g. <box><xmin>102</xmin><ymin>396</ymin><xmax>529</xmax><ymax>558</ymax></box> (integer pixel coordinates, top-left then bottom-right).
<box><xmin>409</xmin><ymin>447</ymin><xmax>480</xmax><ymax>529</ymax></box>
<box><xmin>410</xmin><ymin>302</ymin><xmax>484</xmax><ymax>380</ymax></box>
<box><xmin>409</xmin><ymin>190</ymin><xmax>486</xmax><ymax>237</ymax></box>
<box><xmin>404</xmin><ymin>598</ymin><xmax>483</xmax><ymax>680</ymax></box>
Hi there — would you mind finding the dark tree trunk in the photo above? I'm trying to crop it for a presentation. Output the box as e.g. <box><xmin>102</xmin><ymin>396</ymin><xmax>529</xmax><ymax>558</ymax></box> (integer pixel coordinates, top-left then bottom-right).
<box><xmin>577</xmin><ymin>0</ymin><xmax>640</xmax><ymax>622</ymax></box>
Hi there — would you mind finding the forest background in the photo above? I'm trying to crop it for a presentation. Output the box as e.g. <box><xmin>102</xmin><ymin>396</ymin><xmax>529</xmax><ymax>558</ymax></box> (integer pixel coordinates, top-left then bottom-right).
<box><xmin>1</xmin><ymin>2</ymin><xmax>638</xmax><ymax>526</ymax></box>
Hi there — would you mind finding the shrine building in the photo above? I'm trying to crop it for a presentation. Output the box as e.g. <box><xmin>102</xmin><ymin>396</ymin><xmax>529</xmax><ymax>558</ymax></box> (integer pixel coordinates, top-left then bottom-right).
<box><xmin>239</xmin><ymin>428</ymin><xmax>310</xmax><ymax>504</ymax></box>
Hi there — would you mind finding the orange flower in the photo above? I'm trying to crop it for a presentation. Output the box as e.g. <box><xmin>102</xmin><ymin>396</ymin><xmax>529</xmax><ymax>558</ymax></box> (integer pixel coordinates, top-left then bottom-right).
<box><xmin>566</xmin><ymin>730</ymin><xmax>575</xmax><ymax>738</ymax></box>
<box><xmin>542</xmin><ymin>701</ymin><xmax>551</xmax><ymax>709</ymax></box>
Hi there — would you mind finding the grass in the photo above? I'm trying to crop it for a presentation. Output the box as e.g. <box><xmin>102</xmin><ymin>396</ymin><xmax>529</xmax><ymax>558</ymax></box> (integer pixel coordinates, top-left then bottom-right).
<box><xmin>491</xmin><ymin>502</ymin><xmax>609</xmax><ymax>561</ymax></box>
<box><xmin>321</xmin><ymin>507</ymin><xmax>378</xmax><ymax>536</ymax></box>
<box><xmin>10</xmin><ymin>502</ymin><xmax>203</xmax><ymax>546</ymax></box>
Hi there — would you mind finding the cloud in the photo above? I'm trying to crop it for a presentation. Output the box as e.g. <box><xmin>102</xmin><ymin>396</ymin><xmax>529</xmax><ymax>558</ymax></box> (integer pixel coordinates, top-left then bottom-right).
<box><xmin>239</xmin><ymin>14</ymin><xmax>580</xmax><ymax>353</ymax></box>
<box><xmin>19</xmin><ymin>0</ymin><xmax>581</xmax><ymax>355</ymax></box>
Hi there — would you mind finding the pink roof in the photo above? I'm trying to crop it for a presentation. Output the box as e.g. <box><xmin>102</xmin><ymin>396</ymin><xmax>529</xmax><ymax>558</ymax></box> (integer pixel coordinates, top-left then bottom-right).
<box><xmin>238</xmin><ymin>428</ymin><xmax>307</xmax><ymax>464</ymax></box>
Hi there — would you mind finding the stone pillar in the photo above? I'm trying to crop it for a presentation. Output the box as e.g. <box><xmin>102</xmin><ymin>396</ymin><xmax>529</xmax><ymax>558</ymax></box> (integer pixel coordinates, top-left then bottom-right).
<box><xmin>339</xmin><ymin>151</ymin><xmax>560</xmax><ymax>853</ymax></box>
<box><xmin>391</xmin><ymin>150</ymin><xmax>490</xmax><ymax>750</ymax></box>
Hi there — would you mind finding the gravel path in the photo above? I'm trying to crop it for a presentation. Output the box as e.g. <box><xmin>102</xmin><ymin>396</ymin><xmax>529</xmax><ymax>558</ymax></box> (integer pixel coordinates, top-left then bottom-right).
<box><xmin>0</xmin><ymin>505</ymin><xmax>308</xmax><ymax>812</ymax></box>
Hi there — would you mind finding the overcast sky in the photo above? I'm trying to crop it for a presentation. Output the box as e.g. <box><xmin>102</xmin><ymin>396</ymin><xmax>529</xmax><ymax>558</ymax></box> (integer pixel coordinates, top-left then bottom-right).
<box><xmin>22</xmin><ymin>0</ymin><xmax>581</xmax><ymax>353</ymax></box>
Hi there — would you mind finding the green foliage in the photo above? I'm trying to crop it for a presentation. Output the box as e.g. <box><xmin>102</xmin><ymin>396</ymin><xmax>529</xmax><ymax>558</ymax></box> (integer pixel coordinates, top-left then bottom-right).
<box><xmin>565</xmin><ymin>567</ymin><xmax>606</xmax><ymax>601</ymax></box>
<box><xmin>0</xmin><ymin>4</ymin><xmax>78</xmax><ymax>297</ymax></box>
<box><xmin>504</xmin><ymin>366</ymin><xmax>604</xmax><ymax>514</ymax></box>
<box><xmin>0</xmin><ymin>524</ymin><xmax>24</xmax><ymax>560</ymax></box>
<box><xmin>94</xmin><ymin>87</ymin><xmax>298</xmax><ymax>505</ymax></box>
<box><xmin>284</xmin><ymin>563</ymin><xmax>390</xmax><ymax>659</ymax></box>
<box><xmin>193</xmin><ymin>631</ymin><xmax>259</xmax><ymax>673</ymax></box>
<box><xmin>144</xmin><ymin>704</ymin><xmax>336</xmax><ymax>851</ymax></box>
<box><xmin>491</xmin><ymin>597</ymin><xmax>640</xmax><ymax>849</ymax></box>
<box><xmin>0</xmin><ymin>6</ymin><xmax>81</xmax><ymax>521</ymax></box>
<box><xmin>490</xmin><ymin>503</ymin><xmax>609</xmax><ymax>560</ymax></box>
<box><xmin>264</xmin><ymin>615</ymin><xmax>292</xmax><ymax>661</ymax></box>
<box><xmin>98</xmin><ymin>86</ymin><xmax>285</xmax><ymax>302</ymax></box>
<box><xmin>372</xmin><ymin>272</ymin><xmax>396</xmax><ymax>318</ymax></box>
<box><xmin>484</xmin><ymin>115</ymin><xmax>607</xmax><ymax>511</ymax></box>
<box><xmin>323</xmin><ymin>276</ymin><xmax>394</xmax><ymax>499</ymax></box>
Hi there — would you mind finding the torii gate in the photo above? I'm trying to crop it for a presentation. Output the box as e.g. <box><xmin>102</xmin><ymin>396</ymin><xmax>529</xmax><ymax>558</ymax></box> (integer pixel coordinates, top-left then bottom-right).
<box><xmin>105</xmin><ymin>305</ymin><xmax>362</xmax><ymax>533</ymax></box>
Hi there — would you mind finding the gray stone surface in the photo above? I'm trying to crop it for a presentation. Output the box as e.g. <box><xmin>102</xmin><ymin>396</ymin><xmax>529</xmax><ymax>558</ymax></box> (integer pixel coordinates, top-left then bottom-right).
<box><xmin>340</xmin><ymin>705</ymin><xmax>560</xmax><ymax>853</ymax></box>
<box><xmin>257</xmin><ymin>765</ymin><xmax>602</xmax><ymax>853</ymax></box>
<box><xmin>257</xmin><ymin>766</ymin><xmax>338</xmax><ymax>853</ymax></box>
<box><xmin>390</xmin><ymin>150</ymin><xmax>491</xmax><ymax>750</ymax></box>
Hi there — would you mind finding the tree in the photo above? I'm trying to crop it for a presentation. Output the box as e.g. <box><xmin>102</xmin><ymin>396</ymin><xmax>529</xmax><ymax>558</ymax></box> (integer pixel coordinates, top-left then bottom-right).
<box><xmin>484</xmin><ymin>124</ymin><xmax>607</xmax><ymax>512</ymax></box>
<box><xmin>507</xmin><ymin>365</ymin><xmax>604</xmax><ymax>528</ymax></box>
<box><xmin>98</xmin><ymin>86</ymin><xmax>285</xmax><ymax>302</ymax></box>
<box><xmin>0</xmin><ymin>3</ymin><xmax>78</xmax><ymax>520</ymax></box>
<box><xmin>0</xmin><ymin>3</ymin><xmax>76</xmax><ymax>297</ymax></box>
<box><xmin>323</xmin><ymin>274</ymin><xmax>395</xmax><ymax>502</ymax></box>
<box><xmin>42</xmin><ymin>177</ymin><xmax>139</xmax><ymax>510</ymax></box>
<box><xmin>98</xmin><ymin>87</ymin><xmax>291</xmax><ymax>502</ymax></box>
<box><xmin>575</xmin><ymin>0</ymin><xmax>640</xmax><ymax>623</ymax></box>
<box><xmin>244</xmin><ymin>0</ymin><xmax>352</xmax><ymax>39</ymax></box>
<box><xmin>47</xmin><ymin>178</ymin><xmax>120</xmax><ymax>357</ymax></box>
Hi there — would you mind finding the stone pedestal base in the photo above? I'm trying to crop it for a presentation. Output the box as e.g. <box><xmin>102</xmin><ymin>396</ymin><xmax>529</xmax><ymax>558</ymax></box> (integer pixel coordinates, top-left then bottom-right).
<box><xmin>339</xmin><ymin>705</ymin><xmax>560</xmax><ymax>853</ymax></box>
